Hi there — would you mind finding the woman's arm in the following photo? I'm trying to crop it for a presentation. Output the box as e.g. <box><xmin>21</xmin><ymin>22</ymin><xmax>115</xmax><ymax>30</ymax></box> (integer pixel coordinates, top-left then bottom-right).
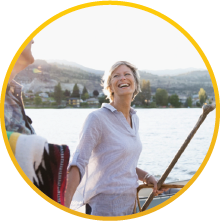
<box><xmin>136</xmin><ymin>167</ymin><xmax>148</xmax><ymax>182</ymax></box>
<box><xmin>65</xmin><ymin>113</ymin><xmax>102</xmax><ymax>208</ymax></box>
<box><xmin>64</xmin><ymin>166</ymin><xmax>80</xmax><ymax>208</ymax></box>
<box><xmin>136</xmin><ymin>167</ymin><xmax>168</xmax><ymax>196</ymax></box>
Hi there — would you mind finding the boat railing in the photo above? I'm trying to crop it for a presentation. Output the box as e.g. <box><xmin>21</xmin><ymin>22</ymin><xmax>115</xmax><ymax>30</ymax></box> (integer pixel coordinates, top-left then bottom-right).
<box><xmin>136</xmin><ymin>182</ymin><xmax>186</xmax><ymax>212</ymax></box>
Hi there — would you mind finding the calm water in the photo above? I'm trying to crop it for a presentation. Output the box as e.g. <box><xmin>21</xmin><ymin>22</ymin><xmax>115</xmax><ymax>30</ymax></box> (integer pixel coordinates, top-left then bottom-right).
<box><xmin>25</xmin><ymin>108</ymin><xmax>216</xmax><ymax>182</ymax></box>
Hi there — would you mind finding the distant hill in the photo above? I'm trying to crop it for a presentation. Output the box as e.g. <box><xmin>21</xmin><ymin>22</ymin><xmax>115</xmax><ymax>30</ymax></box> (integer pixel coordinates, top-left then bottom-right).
<box><xmin>14</xmin><ymin>59</ymin><xmax>214</xmax><ymax>97</ymax></box>
<box><xmin>15</xmin><ymin>59</ymin><xmax>103</xmax><ymax>94</ymax></box>
<box><xmin>47</xmin><ymin>60</ymin><xmax>206</xmax><ymax>76</ymax></box>
<box><xmin>140</xmin><ymin>70</ymin><xmax>213</xmax><ymax>95</ymax></box>
<box><xmin>47</xmin><ymin>59</ymin><xmax>104</xmax><ymax>75</ymax></box>
<box><xmin>143</xmin><ymin>68</ymin><xmax>206</xmax><ymax>76</ymax></box>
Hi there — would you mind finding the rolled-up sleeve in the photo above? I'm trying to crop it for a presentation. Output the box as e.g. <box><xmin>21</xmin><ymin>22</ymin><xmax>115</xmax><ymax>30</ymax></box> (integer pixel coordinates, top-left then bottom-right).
<box><xmin>69</xmin><ymin>112</ymin><xmax>102</xmax><ymax>180</ymax></box>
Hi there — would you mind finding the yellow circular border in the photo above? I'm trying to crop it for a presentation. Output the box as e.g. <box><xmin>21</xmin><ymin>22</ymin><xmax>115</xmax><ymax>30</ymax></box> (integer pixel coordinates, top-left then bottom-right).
<box><xmin>0</xmin><ymin>1</ymin><xmax>219</xmax><ymax>220</ymax></box>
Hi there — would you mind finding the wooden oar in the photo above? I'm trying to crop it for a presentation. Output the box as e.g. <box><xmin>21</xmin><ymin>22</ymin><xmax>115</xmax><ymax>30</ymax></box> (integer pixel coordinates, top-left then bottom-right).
<box><xmin>141</xmin><ymin>104</ymin><xmax>216</xmax><ymax>211</ymax></box>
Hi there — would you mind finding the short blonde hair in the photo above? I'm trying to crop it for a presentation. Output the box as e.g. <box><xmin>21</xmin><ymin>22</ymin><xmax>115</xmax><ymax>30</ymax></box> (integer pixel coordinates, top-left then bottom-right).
<box><xmin>102</xmin><ymin>61</ymin><xmax>141</xmax><ymax>102</ymax></box>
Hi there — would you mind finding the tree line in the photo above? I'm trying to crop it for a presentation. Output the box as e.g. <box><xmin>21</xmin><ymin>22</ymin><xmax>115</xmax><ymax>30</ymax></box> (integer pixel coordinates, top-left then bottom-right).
<box><xmin>132</xmin><ymin>80</ymin><xmax>209</xmax><ymax>108</ymax></box>
<box><xmin>53</xmin><ymin>83</ymin><xmax>99</xmax><ymax>105</ymax></box>
<box><xmin>31</xmin><ymin>80</ymin><xmax>210</xmax><ymax>107</ymax></box>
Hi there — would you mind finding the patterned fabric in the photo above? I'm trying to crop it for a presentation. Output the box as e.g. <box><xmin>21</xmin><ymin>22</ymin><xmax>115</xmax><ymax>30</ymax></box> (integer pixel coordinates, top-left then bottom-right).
<box><xmin>7</xmin><ymin>131</ymin><xmax>70</xmax><ymax>205</ymax></box>
<box><xmin>4</xmin><ymin>80</ymin><xmax>35</xmax><ymax>135</ymax></box>
<box><xmin>34</xmin><ymin>144</ymin><xmax>70</xmax><ymax>205</ymax></box>
<box><xmin>70</xmin><ymin>103</ymin><xmax>142</xmax><ymax>216</ymax></box>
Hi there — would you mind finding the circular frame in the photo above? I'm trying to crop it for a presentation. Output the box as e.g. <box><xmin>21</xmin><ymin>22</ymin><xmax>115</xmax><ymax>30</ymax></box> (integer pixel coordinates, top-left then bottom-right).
<box><xmin>0</xmin><ymin>1</ymin><xmax>219</xmax><ymax>220</ymax></box>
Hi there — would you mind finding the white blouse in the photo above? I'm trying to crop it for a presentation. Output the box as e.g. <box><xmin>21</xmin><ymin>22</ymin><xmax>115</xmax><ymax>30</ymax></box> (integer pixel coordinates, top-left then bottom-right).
<box><xmin>69</xmin><ymin>103</ymin><xmax>142</xmax><ymax>215</ymax></box>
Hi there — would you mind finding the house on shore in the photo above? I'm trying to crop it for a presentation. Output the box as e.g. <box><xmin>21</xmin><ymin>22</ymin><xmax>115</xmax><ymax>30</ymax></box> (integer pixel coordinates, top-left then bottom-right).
<box><xmin>39</xmin><ymin>92</ymin><xmax>49</xmax><ymax>98</ymax></box>
<box><xmin>192</xmin><ymin>94</ymin><xmax>200</xmax><ymax>106</ymax></box>
<box><xmin>179</xmin><ymin>96</ymin><xmax>187</xmax><ymax>104</ymax></box>
<box><xmin>85</xmin><ymin>98</ymin><xmax>99</xmax><ymax>107</ymax></box>
<box><xmin>24</xmin><ymin>92</ymin><xmax>35</xmax><ymax>99</ymax></box>
<box><xmin>68</xmin><ymin>97</ymin><xmax>80</xmax><ymax>107</ymax></box>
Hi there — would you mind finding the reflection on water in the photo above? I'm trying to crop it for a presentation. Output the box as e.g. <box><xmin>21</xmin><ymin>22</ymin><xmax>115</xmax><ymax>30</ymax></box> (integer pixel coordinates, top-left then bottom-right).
<box><xmin>26</xmin><ymin>108</ymin><xmax>216</xmax><ymax>182</ymax></box>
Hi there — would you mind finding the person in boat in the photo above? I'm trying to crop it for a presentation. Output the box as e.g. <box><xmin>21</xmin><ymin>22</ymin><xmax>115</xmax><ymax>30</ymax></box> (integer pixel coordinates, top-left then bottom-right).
<box><xmin>65</xmin><ymin>61</ymin><xmax>168</xmax><ymax>216</ymax></box>
<box><xmin>4</xmin><ymin>39</ymin><xmax>35</xmax><ymax>134</ymax></box>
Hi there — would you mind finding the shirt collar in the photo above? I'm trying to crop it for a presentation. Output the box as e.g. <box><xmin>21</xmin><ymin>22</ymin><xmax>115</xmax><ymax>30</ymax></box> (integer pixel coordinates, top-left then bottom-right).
<box><xmin>101</xmin><ymin>103</ymin><xmax>116</xmax><ymax>112</ymax></box>
<box><xmin>101</xmin><ymin>103</ymin><xmax>137</xmax><ymax>114</ymax></box>
<box><xmin>130</xmin><ymin>106</ymin><xmax>137</xmax><ymax>115</ymax></box>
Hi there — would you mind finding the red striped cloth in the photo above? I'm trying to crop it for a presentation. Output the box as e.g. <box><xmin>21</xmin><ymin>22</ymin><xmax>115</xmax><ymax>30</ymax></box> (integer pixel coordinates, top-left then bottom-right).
<box><xmin>33</xmin><ymin>144</ymin><xmax>70</xmax><ymax>205</ymax></box>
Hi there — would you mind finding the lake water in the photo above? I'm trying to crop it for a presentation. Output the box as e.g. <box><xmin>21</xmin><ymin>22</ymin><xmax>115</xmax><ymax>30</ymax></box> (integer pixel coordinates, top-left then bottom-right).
<box><xmin>25</xmin><ymin>107</ymin><xmax>216</xmax><ymax>182</ymax></box>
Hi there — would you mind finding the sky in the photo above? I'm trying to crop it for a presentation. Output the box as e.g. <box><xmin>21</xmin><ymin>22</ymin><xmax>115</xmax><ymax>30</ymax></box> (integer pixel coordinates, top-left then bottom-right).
<box><xmin>32</xmin><ymin>5</ymin><xmax>207</xmax><ymax>71</ymax></box>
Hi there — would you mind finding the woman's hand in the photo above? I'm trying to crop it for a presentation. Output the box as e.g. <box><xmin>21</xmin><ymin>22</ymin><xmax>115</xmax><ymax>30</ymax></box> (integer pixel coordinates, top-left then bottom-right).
<box><xmin>147</xmin><ymin>176</ymin><xmax>169</xmax><ymax>196</ymax></box>
<box><xmin>136</xmin><ymin>168</ymin><xmax>169</xmax><ymax>196</ymax></box>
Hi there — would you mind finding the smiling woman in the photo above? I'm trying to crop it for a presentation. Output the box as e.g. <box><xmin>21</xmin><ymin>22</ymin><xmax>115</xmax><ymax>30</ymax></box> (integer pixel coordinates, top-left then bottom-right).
<box><xmin>65</xmin><ymin>61</ymin><xmax>168</xmax><ymax>216</ymax></box>
<box><xmin>102</xmin><ymin>61</ymin><xmax>141</xmax><ymax>102</ymax></box>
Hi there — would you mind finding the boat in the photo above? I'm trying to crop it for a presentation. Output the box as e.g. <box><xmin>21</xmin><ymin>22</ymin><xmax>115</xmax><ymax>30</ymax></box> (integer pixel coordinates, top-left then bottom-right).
<box><xmin>136</xmin><ymin>180</ymin><xmax>188</xmax><ymax>212</ymax></box>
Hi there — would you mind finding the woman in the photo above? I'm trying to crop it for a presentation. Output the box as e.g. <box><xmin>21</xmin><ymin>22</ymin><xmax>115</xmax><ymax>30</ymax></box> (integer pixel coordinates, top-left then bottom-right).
<box><xmin>65</xmin><ymin>61</ymin><xmax>167</xmax><ymax>216</ymax></box>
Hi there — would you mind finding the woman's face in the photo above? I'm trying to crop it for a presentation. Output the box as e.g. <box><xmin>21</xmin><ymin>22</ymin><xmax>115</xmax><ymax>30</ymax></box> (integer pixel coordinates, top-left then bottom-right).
<box><xmin>110</xmin><ymin>64</ymin><xmax>136</xmax><ymax>100</ymax></box>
